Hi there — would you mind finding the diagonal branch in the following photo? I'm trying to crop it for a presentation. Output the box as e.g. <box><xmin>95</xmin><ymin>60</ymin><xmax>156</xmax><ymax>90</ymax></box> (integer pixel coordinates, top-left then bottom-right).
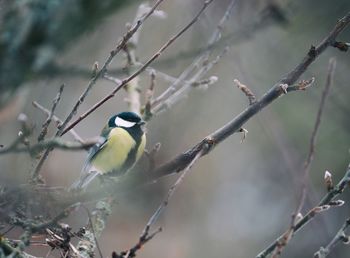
<box><xmin>150</xmin><ymin>0</ymin><xmax>237</xmax><ymax>115</ymax></box>
<box><xmin>68</xmin><ymin>11</ymin><xmax>350</xmax><ymax>205</ymax></box>
<box><xmin>256</xmin><ymin>163</ymin><xmax>350</xmax><ymax>258</ymax></box>
<box><xmin>61</xmin><ymin>0</ymin><xmax>215</xmax><ymax>136</ymax></box>
<box><xmin>32</xmin><ymin>101</ymin><xmax>85</xmax><ymax>144</ymax></box>
<box><xmin>314</xmin><ymin>218</ymin><xmax>350</xmax><ymax>258</ymax></box>
<box><xmin>57</xmin><ymin>0</ymin><xmax>166</xmax><ymax>135</ymax></box>
<box><xmin>148</xmin><ymin>11</ymin><xmax>350</xmax><ymax>181</ymax></box>
<box><xmin>30</xmin><ymin>0</ymin><xmax>167</xmax><ymax>181</ymax></box>
<box><xmin>37</xmin><ymin>84</ymin><xmax>65</xmax><ymax>142</ymax></box>
<box><xmin>270</xmin><ymin>58</ymin><xmax>336</xmax><ymax>258</ymax></box>
<box><xmin>112</xmin><ymin>144</ymin><xmax>206</xmax><ymax>258</ymax></box>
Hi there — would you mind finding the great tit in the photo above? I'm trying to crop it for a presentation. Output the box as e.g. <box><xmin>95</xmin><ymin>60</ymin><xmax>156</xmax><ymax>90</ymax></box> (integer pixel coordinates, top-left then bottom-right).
<box><xmin>71</xmin><ymin>112</ymin><xmax>146</xmax><ymax>190</ymax></box>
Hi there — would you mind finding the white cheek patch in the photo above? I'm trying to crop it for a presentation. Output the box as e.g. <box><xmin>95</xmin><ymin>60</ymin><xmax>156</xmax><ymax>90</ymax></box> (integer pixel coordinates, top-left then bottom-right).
<box><xmin>115</xmin><ymin>117</ymin><xmax>136</xmax><ymax>128</ymax></box>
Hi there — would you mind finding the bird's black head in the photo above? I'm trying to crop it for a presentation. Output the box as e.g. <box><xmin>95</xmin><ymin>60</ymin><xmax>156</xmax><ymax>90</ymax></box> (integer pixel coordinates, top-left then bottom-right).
<box><xmin>108</xmin><ymin>112</ymin><xmax>144</xmax><ymax>128</ymax></box>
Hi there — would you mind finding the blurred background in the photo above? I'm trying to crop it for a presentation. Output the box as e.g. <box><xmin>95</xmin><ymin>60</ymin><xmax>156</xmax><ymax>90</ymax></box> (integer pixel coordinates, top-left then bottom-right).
<box><xmin>0</xmin><ymin>0</ymin><xmax>350</xmax><ymax>257</ymax></box>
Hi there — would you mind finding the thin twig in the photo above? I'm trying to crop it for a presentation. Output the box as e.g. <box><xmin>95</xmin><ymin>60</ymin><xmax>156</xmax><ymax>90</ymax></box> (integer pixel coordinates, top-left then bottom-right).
<box><xmin>0</xmin><ymin>138</ymin><xmax>98</xmax><ymax>155</ymax></box>
<box><xmin>256</xmin><ymin>163</ymin><xmax>350</xmax><ymax>258</ymax></box>
<box><xmin>31</xmin><ymin>0</ymin><xmax>166</xmax><ymax>181</ymax></box>
<box><xmin>104</xmin><ymin>74</ymin><xmax>122</xmax><ymax>85</ymax></box>
<box><xmin>61</xmin><ymin>11</ymin><xmax>350</xmax><ymax>205</ymax></box>
<box><xmin>37</xmin><ymin>84</ymin><xmax>65</xmax><ymax>142</ymax></box>
<box><xmin>144</xmin><ymin>142</ymin><xmax>161</xmax><ymax>170</ymax></box>
<box><xmin>81</xmin><ymin>205</ymin><xmax>103</xmax><ymax>258</ymax></box>
<box><xmin>234</xmin><ymin>79</ymin><xmax>256</xmax><ymax>105</ymax></box>
<box><xmin>151</xmin><ymin>0</ymin><xmax>237</xmax><ymax>110</ymax></box>
<box><xmin>57</xmin><ymin>0</ymin><xmax>165</xmax><ymax>135</ymax></box>
<box><xmin>270</xmin><ymin>58</ymin><xmax>336</xmax><ymax>258</ymax></box>
<box><xmin>113</xmin><ymin>146</ymin><xmax>206</xmax><ymax>258</ymax></box>
<box><xmin>152</xmin><ymin>46</ymin><xmax>225</xmax><ymax>115</ymax></box>
<box><xmin>314</xmin><ymin>218</ymin><xmax>350</xmax><ymax>258</ymax></box>
<box><xmin>32</xmin><ymin>101</ymin><xmax>85</xmax><ymax>144</ymax></box>
<box><xmin>75</xmin><ymin>200</ymin><xmax>112</xmax><ymax>257</ymax></box>
<box><xmin>147</xmin><ymin>147</ymin><xmax>205</xmax><ymax>230</ymax></box>
<box><xmin>61</xmin><ymin>0</ymin><xmax>214</xmax><ymax>136</ymax></box>
<box><xmin>44</xmin><ymin>5</ymin><xmax>286</xmax><ymax>82</ymax></box>
<box><xmin>143</xmin><ymin>70</ymin><xmax>156</xmax><ymax>120</ymax></box>
<box><xmin>6</xmin><ymin>204</ymin><xmax>78</xmax><ymax>233</ymax></box>
<box><xmin>148</xmin><ymin>12</ymin><xmax>350</xmax><ymax>182</ymax></box>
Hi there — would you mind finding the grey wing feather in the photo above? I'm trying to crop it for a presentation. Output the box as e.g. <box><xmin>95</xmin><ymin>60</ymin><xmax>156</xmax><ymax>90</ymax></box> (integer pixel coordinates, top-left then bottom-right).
<box><xmin>70</xmin><ymin>136</ymin><xmax>107</xmax><ymax>191</ymax></box>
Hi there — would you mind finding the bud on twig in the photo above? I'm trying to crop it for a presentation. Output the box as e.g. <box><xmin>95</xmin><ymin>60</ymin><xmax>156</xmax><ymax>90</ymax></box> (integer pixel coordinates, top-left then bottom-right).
<box><xmin>295</xmin><ymin>213</ymin><xmax>303</xmax><ymax>224</ymax></box>
<box><xmin>329</xmin><ymin>200</ymin><xmax>345</xmax><ymax>207</ymax></box>
<box><xmin>324</xmin><ymin>170</ymin><xmax>334</xmax><ymax>192</ymax></box>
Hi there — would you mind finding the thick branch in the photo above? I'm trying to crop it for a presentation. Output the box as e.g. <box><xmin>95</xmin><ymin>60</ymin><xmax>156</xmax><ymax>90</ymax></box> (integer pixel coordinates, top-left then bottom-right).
<box><xmin>61</xmin><ymin>11</ymin><xmax>350</xmax><ymax>205</ymax></box>
<box><xmin>148</xmin><ymin>11</ymin><xmax>350</xmax><ymax>181</ymax></box>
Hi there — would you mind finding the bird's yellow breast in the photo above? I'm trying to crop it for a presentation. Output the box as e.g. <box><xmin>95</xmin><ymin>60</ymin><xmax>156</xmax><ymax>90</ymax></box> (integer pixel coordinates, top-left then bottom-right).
<box><xmin>91</xmin><ymin>127</ymin><xmax>136</xmax><ymax>174</ymax></box>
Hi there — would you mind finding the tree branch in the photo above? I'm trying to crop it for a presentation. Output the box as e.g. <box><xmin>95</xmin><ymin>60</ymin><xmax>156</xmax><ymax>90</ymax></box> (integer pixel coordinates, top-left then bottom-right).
<box><xmin>112</xmin><ymin>145</ymin><xmax>205</xmax><ymax>258</ymax></box>
<box><xmin>0</xmin><ymin>138</ymin><xmax>98</xmax><ymax>155</ymax></box>
<box><xmin>256</xmin><ymin>163</ymin><xmax>350</xmax><ymax>258</ymax></box>
<box><xmin>57</xmin><ymin>0</ymin><xmax>166</xmax><ymax>134</ymax></box>
<box><xmin>32</xmin><ymin>101</ymin><xmax>85</xmax><ymax>144</ymax></box>
<box><xmin>61</xmin><ymin>0</ymin><xmax>214</xmax><ymax>136</ymax></box>
<box><xmin>270</xmin><ymin>58</ymin><xmax>336</xmax><ymax>258</ymax></box>
<box><xmin>314</xmin><ymin>218</ymin><xmax>350</xmax><ymax>258</ymax></box>
<box><xmin>53</xmin><ymin>11</ymin><xmax>350</xmax><ymax>206</ymax></box>
<box><xmin>37</xmin><ymin>84</ymin><xmax>65</xmax><ymax>142</ymax></box>
<box><xmin>148</xmin><ymin>11</ymin><xmax>350</xmax><ymax>181</ymax></box>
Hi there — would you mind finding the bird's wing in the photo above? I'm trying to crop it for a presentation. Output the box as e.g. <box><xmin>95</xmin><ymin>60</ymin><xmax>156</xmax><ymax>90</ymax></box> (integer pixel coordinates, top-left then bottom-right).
<box><xmin>70</xmin><ymin>126</ymin><xmax>111</xmax><ymax>191</ymax></box>
<box><xmin>83</xmin><ymin>125</ymin><xmax>111</xmax><ymax>169</ymax></box>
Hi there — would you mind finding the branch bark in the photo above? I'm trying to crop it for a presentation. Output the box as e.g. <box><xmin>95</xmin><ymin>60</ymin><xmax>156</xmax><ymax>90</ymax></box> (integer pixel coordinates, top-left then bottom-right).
<box><xmin>64</xmin><ymin>11</ymin><xmax>350</xmax><ymax>205</ymax></box>
<box><xmin>150</xmin><ymin>11</ymin><xmax>350</xmax><ymax>181</ymax></box>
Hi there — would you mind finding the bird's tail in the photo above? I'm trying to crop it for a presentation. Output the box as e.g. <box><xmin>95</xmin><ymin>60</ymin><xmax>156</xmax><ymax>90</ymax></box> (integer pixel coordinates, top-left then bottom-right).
<box><xmin>69</xmin><ymin>170</ymin><xmax>99</xmax><ymax>191</ymax></box>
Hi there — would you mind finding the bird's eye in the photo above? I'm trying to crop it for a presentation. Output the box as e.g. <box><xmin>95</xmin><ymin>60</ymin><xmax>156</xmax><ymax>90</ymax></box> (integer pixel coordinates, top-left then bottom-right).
<box><xmin>114</xmin><ymin>117</ymin><xmax>136</xmax><ymax>128</ymax></box>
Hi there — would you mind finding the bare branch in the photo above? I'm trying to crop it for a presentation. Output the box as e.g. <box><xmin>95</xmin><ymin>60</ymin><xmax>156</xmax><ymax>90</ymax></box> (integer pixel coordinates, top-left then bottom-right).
<box><xmin>75</xmin><ymin>200</ymin><xmax>112</xmax><ymax>257</ymax></box>
<box><xmin>144</xmin><ymin>142</ymin><xmax>161</xmax><ymax>170</ymax></box>
<box><xmin>57</xmin><ymin>0</ymin><xmax>166</xmax><ymax>135</ymax></box>
<box><xmin>151</xmin><ymin>44</ymin><xmax>228</xmax><ymax>116</ymax></box>
<box><xmin>148</xmin><ymin>12</ymin><xmax>350</xmax><ymax>182</ymax></box>
<box><xmin>81</xmin><ymin>205</ymin><xmax>104</xmax><ymax>258</ymax></box>
<box><xmin>314</xmin><ymin>218</ymin><xmax>350</xmax><ymax>258</ymax></box>
<box><xmin>56</xmin><ymin>11</ymin><xmax>350</xmax><ymax>206</ymax></box>
<box><xmin>0</xmin><ymin>137</ymin><xmax>98</xmax><ymax>155</ymax></box>
<box><xmin>151</xmin><ymin>0</ymin><xmax>237</xmax><ymax>110</ymax></box>
<box><xmin>37</xmin><ymin>84</ymin><xmax>65</xmax><ymax>142</ymax></box>
<box><xmin>256</xmin><ymin>163</ymin><xmax>350</xmax><ymax>258</ymax></box>
<box><xmin>143</xmin><ymin>70</ymin><xmax>156</xmax><ymax>120</ymax></box>
<box><xmin>61</xmin><ymin>0</ymin><xmax>214</xmax><ymax>136</ymax></box>
<box><xmin>270</xmin><ymin>58</ymin><xmax>336</xmax><ymax>258</ymax></box>
<box><xmin>104</xmin><ymin>74</ymin><xmax>122</xmax><ymax>85</ymax></box>
<box><xmin>32</xmin><ymin>101</ymin><xmax>85</xmax><ymax>144</ymax></box>
<box><xmin>113</xmin><ymin>145</ymin><xmax>206</xmax><ymax>258</ymax></box>
<box><xmin>6</xmin><ymin>204</ymin><xmax>78</xmax><ymax>233</ymax></box>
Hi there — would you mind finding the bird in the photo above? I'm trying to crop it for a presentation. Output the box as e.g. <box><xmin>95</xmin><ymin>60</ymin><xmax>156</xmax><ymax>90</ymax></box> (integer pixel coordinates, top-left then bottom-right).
<box><xmin>71</xmin><ymin>112</ymin><xmax>146</xmax><ymax>190</ymax></box>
